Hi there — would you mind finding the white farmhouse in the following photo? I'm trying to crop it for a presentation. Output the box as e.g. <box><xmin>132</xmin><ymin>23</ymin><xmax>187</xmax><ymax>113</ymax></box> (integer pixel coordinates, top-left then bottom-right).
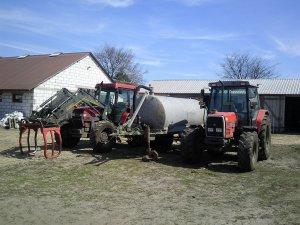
<box><xmin>0</xmin><ymin>52</ymin><xmax>112</xmax><ymax>118</ymax></box>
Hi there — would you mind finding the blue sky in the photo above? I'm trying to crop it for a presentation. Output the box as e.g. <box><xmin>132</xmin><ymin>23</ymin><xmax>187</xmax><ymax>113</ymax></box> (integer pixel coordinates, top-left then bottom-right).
<box><xmin>1</xmin><ymin>0</ymin><xmax>299</xmax><ymax>82</ymax></box>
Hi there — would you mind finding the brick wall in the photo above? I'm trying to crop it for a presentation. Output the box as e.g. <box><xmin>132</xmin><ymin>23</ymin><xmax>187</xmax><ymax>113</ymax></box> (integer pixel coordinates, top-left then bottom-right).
<box><xmin>0</xmin><ymin>91</ymin><xmax>34</xmax><ymax>118</ymax></box>
<box><xmin>33</xmin><ymin>55</ymin><xmax>111</xmax><ymax>111</ymax></box>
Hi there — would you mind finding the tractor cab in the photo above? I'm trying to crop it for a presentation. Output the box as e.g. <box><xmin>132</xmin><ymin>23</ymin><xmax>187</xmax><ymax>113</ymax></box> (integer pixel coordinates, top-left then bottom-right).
<box><xmin>95</xmin><ymin>82</ymin><xmax>137</xmax><ymax>125</ymax></box>
<box><xmin>208</xmin><ymin>80</ymin><xmax>260</xmax><ymax>127</ymax></box>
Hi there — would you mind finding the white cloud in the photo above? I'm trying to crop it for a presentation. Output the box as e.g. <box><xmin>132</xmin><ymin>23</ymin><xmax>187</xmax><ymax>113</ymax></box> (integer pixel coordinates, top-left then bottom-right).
<box><xmin>174</xmin><ymin>0</ymin><xmax>219</xmax><ymax>6</ymax></box>
<box><xmin>0</xmin><ymin>9</ymin><xmax>107</xmax><ymax>37</ymax></box>
<box><xmin>159</xmin><ymin>30</ymin><xmax>241</xmax><ymax>41</ymax></box>
<box><xmin>273</xmin><ymin>37</ymin><xmax>300</xmax><ymax>56</ymax></box>
<box><xmin>174</xmin><ymin>33</ymin><xmax>240</xmax><ymax>41</ymax></box>
<box><xmin>259</xmin><ymin>50</ymin><xmax>276</xmax><ymax>60</ymax></box>
<box><xmin>0</xmin><ymin>41</ymin><xmax>54</xmax><ymax>54</ymax></box>
<box><xmin>85</xmin><ymin>0</ymin><xmax>134</xmax><ymax>7</ymax></box>
<box><xmin>139</xmin><ymin>60</ymin><xmax>162</xmax><ymax>66</ymax></box>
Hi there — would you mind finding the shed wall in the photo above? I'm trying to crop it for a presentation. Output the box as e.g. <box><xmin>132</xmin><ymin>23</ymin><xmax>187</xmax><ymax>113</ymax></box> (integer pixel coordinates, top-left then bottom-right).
<box><xmin>259</xmin><ymin>95</ymin><xmax>285</xmax><ymax>132</ymax></box>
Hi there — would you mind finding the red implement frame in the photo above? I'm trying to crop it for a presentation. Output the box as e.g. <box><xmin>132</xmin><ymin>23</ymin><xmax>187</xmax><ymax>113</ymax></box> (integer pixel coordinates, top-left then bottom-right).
<box><xmin>19</xmin><ymin>119</ymin><xmax>62</xmax><ymax>159</ymax></box>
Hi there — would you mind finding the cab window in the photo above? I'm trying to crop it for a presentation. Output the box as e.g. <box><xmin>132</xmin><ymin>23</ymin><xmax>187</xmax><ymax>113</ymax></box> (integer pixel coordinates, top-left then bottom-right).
<box><xmin>99</xmin><ymin>90</ymin><xmax>116</xmax><ymax>106</ymax></box>
<box><xmin>248</xmin><ymin>87</ymin><xmax>259</xmax><ymax>110</ymax></box>
<box><xmin>209</xmin><ymin>87</ymin><xmax>247</xmax><ymax>113</ymax></box>
<box><xmin>117</xmin><ymin>89</ymin><xmax>134</xmax><ymax>107</ymax></box>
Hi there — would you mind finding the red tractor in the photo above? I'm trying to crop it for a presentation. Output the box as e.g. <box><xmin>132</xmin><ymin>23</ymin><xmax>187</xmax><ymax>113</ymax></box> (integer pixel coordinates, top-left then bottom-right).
<box><xmin>181</xmin><ymin>80</ymin><xmax>271</xmax><ymax>171</ymax></box>
<box><xmin>69</xmin><ymin>82</ymin><xmax>138</xmax><ymax>150</ymax></box>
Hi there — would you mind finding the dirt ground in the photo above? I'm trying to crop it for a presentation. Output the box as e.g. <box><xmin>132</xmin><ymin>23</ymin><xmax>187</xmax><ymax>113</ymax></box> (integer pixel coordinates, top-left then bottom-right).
<box><xmin>0</xmin><ymin>128</ymin><xmax>299</xmax><ymax>225</ymax></box>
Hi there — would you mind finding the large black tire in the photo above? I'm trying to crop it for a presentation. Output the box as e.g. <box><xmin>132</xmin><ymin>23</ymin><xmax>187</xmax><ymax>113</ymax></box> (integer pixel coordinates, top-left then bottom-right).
<box><xmin>258</xmin><ymin>116</ymin><xmax>271</xmax><ymax>161</ymax></box>
<box><xmin>127</xmin><ymin>136</ymin><xmax>145</xmax><ymax>147</ymax></box>
<box><xmin>91</xmin><ymin>122</ymin><xmax>116</xmax><ymax>153</ymax></box>
<box><xmin>151</xmin><ymin>134</ymin><xmax>174</xmax><ymax>152</ymax></box>
<box><xmin>59</xmin><ymin>124</ymin><xmax>80</xmax><ymax>148</ymax></box>
<box><xmin>238</xmin><ymin>131</ymin><xmax>259</xmax><ymax>171</ymax></box>
<box><xmin>180</xmin><ymin>127</ymin><xmax>204</xmax><ymax>163</ymax></box>
<box><xmin>207</xmin><ymin>149</ymin><xmax>224</xmax><ymax>158</ymax></box>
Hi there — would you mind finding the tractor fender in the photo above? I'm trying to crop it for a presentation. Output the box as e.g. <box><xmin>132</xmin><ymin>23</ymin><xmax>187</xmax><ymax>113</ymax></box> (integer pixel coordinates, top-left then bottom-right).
<box><xmin>242</xmin><ymin>126</ymin><xmax>257</xmax><ymax>132</ymax></box>
<box><xmin>94</xmin><ymin>120</ymin><xmax>116</xmax><ymax>131</ymax></box>
<box><xmin>254</xmin><ymin>110</ymin><xmax>270</xmax><ymax>132</ymax></box>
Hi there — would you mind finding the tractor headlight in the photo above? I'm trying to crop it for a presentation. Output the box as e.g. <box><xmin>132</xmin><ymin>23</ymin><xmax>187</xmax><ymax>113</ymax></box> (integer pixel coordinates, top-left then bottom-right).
<box><xmin>216</xmin><ymin>128</ymin><xmax>222</xmax><ymax>133</ymax></box>
<box><xmin>207</xmin><ymin>128</ymin><xmax>214</xmax><ymax>132</ymax></box>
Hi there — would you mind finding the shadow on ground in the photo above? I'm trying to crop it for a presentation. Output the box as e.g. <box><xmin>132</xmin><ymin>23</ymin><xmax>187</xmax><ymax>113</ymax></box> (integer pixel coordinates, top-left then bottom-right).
<box><xmin>70</xmin><ymin>139</ymin><xmax>243</xmax><ymax>173</ymax></box>
<box><xmin>1</xmin><ymin>138</ymin><xmax>242</xmax><ymax>173</ymax></box>
<box><xmin>0</xmin><ymin>146</ymin><xmax>25</xmax><ymax>159</ymax></box>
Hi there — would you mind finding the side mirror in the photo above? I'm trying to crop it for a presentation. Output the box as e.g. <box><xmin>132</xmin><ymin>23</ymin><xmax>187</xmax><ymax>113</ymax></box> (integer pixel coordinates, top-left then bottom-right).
<box><xmin>200</xmin><ymin>89</ymin><xmax>206</xmax><ymax>108</ymax></box>
<box><xmin>199</xmin><ymin>101</ymin><xmax>206</xmax><ymax>109</ymax></box>
<box><xmin>200</xmin><ymin>89</ymin><xmax>205</xmax><ymax>99</ymax></box>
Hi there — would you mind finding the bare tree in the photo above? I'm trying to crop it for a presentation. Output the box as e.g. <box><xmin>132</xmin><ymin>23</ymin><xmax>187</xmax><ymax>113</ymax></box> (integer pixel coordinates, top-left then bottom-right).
<box><xmin>94</xmin><ymin>45</ymin><xmax>146</xmax><ymax>84</ymax></box>
<box><xmin>220</xmin><ymin>52</ymin><xmax>279</xmax><ymax>79</ymax></box>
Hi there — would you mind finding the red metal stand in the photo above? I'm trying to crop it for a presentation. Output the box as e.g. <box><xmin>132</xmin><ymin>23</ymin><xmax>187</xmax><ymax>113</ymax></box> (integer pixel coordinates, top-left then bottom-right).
<box><xmin>19</xmin><ymin>119</ymin><xmax>62</xmax><ymax>159</ymax></box>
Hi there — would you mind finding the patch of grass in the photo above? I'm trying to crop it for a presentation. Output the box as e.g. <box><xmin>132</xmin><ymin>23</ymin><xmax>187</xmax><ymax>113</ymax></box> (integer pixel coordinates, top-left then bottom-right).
<box><xmin>0</xmin><ymin>129</ymin><xmax>300</xmax><ymax>225</ymax></box>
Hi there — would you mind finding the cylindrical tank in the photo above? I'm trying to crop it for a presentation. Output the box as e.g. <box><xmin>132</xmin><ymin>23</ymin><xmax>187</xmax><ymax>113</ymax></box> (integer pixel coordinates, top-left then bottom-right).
<box><xmin>136</xmin><ymin>95</ymin><xmax>207</xmax><ymax>132</ymax></box>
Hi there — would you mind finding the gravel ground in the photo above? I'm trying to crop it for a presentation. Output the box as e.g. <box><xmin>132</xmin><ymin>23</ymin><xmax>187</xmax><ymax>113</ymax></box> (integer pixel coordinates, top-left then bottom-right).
<box><xmin>0</xmin><ymin>128</ymin><xmax>299</xmax><ymax>225</ymax></box>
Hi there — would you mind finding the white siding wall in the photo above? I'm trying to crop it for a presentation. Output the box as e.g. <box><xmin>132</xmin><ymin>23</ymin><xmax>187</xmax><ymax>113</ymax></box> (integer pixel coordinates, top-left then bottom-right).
<box><xmin>0</xmin><ymin>91</ymin><xmax>34</xmax><ymax>117</ymax></box>
<box><xmin>32</xmin><ymin>55</ymin><xmax>111</xmax><ymax>111</ymax></box>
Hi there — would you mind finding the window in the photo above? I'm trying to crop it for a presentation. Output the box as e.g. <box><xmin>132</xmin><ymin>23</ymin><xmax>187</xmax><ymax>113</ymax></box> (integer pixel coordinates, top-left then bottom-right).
<box><xmin>209</xmin><ymin>87</ymin><xmax>247</xmax><ymax>113</ymax></box>
<box><xmin>209</xmin><ymin>87</ymin><xmax>248</xmax><ymax>123</ymax></box>
<box><xmin>13</xmin><ymin>93</ymin><xmax>23</xmax><ymax>103</ymax></box>
<box><xmin>117</xmin><ymin>89</ymin><xmax>134</xmax><ymax>107</ymax></box>
<box><xmin>99</xmin><ymin>90</ymin><xmax>116</xmax><ymax>106</ymax></box>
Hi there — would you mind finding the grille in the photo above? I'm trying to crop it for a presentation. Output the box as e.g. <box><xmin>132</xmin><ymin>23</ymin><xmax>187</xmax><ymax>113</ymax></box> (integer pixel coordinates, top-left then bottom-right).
<box><xmin>206</xmin><ymin>116</ymin><xmax>224</xmax><ymax>137</ymax></box>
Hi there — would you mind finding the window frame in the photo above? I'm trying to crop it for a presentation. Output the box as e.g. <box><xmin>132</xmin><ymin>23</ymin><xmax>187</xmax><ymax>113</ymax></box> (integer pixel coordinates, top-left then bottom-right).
<box><xmin>12</xmin><ymin>93</ymin><xmax>23</xmax><ymax>103</ymax></box>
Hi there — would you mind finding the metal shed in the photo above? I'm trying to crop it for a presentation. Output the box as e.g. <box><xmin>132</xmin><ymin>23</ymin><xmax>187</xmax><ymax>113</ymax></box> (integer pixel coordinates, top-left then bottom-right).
<box><xmin>149</xmin><ymin>79</ymin><xmax>300</xmax><ymax>132</ymax></box>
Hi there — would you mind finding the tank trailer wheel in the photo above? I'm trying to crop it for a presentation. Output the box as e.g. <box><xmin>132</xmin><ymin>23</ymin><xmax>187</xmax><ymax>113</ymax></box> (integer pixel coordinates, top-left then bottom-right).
<box><xmin>258</xmin><ymin>116</ymin><xmax>271</xmax><ymax>161</ymax></box>
<box><xmin>238</xmin><ymin>131</ymin><xmax>259</xmax><ymax>172</ymax></box>
<box><xmin>151</xmin><ymin>134</ymin><xmax>174</xmax><ymax>152</ymax></box>
<box><xmin>180</xmin><ymin>127</ymin><xmax>204</xmax><ymax>163</ymax></box>
<box><xmin>127</xmin><ymin>136</ymin><xmax>145</xmax><ymax>147</ymax></box>
<box><xmin>149</xmin><ymin>149</ymin><xmax>159</xmax><ymax>160</ymax></box>
<box><xmin>91</xmin><ymin>122</ymin><xmax>116</xmax><ymax>153</ymax></box>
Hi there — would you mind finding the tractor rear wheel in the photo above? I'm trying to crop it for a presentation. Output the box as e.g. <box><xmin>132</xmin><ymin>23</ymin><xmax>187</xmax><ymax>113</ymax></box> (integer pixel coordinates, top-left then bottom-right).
<box><xmin>238</xmin><ymin>131</ymin><xmax>259</xmax><ymax>171</ymax></box>
<box><xmin>91</xmin><ymin>122</ymin><xmax>116</xmax><ymax>153</ymax></box>
<box><xmin>180</xmin><ymin>127</ymin><xmax>204</xmax><ymax>163</ymax></box>
<box><xmin>258</xmin><ymin>116</ymin><xmax>271</xmax><ymax>161</ymax></box>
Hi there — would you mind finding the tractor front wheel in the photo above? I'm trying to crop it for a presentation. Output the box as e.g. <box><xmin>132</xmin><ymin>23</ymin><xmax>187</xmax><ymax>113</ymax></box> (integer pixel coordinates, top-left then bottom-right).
<box><xmin>59</xmin><ymin>124</ymin><xmax>80</xmax><ymax>148</ymax></box>
<box><xmin>238</xmin><ymin>131</ymin><xmax>259</xmax><ymax>171</ymax></box>
<box><xmin>91</xmin><ymin>122</ymin><xmax>116</xmax><ymax>153</ymax></box>
<box><xmin>180</xmin><ymin>127</ymin><xmax>204</xmax><ymax>163</ymax></box>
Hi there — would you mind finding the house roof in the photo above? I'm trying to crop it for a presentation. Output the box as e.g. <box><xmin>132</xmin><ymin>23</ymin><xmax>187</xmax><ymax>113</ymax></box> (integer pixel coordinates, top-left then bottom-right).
<box><xmin>149</xmin><ymin>79</ymin><xmax>300</xmax><ymax>95</ymax></box>
<box><xmin>0</xmin><ymin>52</ymin><xmax>112</xmax><ymax>91</ymax></box>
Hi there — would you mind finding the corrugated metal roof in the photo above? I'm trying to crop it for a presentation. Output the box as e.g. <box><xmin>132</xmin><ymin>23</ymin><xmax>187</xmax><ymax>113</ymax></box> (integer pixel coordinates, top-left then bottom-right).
<box><xmin>0</xmin><ymin>52</ymin><xmax>111</xmax><ymax>90</ymax></box>
<box><xmin>149</xmin><ymin>79</ymin><xmax>300</xmax><ymax>95</ymax></box>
